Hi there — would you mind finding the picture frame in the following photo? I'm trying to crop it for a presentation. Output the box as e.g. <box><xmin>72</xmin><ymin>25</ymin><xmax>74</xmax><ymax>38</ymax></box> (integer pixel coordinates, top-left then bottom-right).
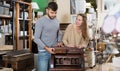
<box><xmin>101</xmin><ymin>0</ymin><xmax>119</xmax><ymax>12</ymax></box>
<box><xmin>70</xmin><ymin>0</ymin><xmax>86</xmax><ymax>14</ymax></box>
<box><xmin>71</xmin><ymin>14</ymin><xmax>77</xmax><ymax>23</ymax></box>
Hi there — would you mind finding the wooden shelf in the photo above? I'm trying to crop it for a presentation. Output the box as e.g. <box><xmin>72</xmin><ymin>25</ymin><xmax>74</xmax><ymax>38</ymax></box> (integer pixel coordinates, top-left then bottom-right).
<box><xmin>0</xmin><ymin>15</ymin><xmax>12</xmax><ymax>19</ymax></box>
<box><xmin>19</xmin><ymin>35</ymin><xmax>29</xmax><ymax>39</ymax></box>
<box><xmin>0</xmin><ymin>45</ymin><xmax>13</xmax><ymax>51</ymax></box>
<box><xmin>19</xmin><ymin>18</ymin><xmax>31</xmax><ymax>21</ymax></box>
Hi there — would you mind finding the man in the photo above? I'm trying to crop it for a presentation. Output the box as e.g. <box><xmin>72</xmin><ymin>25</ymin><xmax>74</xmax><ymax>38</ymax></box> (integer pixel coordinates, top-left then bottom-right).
<box><xmin>34</xmin><ymin>2</ymin><xmax>63</xmax><ymax>71</ymax></box>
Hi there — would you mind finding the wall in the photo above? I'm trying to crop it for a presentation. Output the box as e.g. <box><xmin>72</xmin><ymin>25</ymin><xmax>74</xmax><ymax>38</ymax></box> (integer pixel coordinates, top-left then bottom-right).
<box><xmin>55</xmin><ymin>0</ymin><xmax>71</xmax><ymax>23</ymax></box>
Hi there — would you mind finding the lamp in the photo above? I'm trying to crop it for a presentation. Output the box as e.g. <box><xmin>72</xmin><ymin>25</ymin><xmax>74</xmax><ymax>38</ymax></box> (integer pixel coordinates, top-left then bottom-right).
<box><xmin>31</xmin><ymin>2</ymin><xmax>39</xmax><ymax>22</ymax></box>
<box><xmin>106</xmin><ymin>47</ymin><xmax>119</xmax><ymax>63</ymax></box>
<box><xmin>31</xmin><ymin>2</ymin><xmax>39</xmax><ymax>10</ymax></box>
<box><xmin>112</xmin><ymin>47</ymin><xmax>119</xmax><ymax>54</ymax></box>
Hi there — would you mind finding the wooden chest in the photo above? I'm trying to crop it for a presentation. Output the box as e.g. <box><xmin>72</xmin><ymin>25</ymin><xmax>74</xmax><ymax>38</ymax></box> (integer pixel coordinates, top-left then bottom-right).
<box><xmin>2</xmin><ymin>50</ymin><xmax>34</xmax><ymax>71</ymax></box>
<box><xmin>50</xmin><ymin>47</ymin><xmax>85</xmax><ymax>71</ymax></box>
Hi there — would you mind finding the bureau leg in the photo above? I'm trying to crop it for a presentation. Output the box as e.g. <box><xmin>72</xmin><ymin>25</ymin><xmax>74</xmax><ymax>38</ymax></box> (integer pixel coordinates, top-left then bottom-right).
<box><xmin>50</xmin><ymin>55</ymin><xmax>54</xmax><ymax>68</ymax></box>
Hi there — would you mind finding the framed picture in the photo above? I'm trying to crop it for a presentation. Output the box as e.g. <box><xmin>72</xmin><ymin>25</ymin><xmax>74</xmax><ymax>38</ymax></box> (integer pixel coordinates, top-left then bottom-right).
<box><xmin>70</xmin><ymin>0</ymin><xmax>86</xmax><ymax>14</ymax></box>
<box><xmin>104</xmin><ymin>0</ymin><xmax>118</xmax><ymax>11</ymax></box>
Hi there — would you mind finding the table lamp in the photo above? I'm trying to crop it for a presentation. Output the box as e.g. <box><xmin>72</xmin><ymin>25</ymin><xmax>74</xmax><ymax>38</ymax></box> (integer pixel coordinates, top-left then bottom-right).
<box><xmin>31</xmin><ymin>2</ymin><xmax>39</xmax><ymax>22</ymax></box>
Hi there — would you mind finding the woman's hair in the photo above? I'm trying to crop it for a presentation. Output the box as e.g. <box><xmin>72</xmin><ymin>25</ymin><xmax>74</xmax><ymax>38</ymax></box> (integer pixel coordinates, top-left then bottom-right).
<box><xmin>77</xmin><ymin>14</ymin><xmax>89</xmax><ymax>41</ymax></box>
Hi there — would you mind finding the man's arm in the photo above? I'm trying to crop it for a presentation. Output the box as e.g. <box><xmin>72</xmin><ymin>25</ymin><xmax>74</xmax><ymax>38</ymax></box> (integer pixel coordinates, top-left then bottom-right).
<box><xmin>34</xmin><ymin>19</ymin><xmax>55</xmax><ymax>54</ymax></box>
<box><xmin>57</xmin><ymin>29</ymin><xmax>64</xmax><ymax>47</ymax></box>
<box><xmin>34</xmin><ymin>20</ymin><xmax>46</xmax><ymax>48</ymax></box>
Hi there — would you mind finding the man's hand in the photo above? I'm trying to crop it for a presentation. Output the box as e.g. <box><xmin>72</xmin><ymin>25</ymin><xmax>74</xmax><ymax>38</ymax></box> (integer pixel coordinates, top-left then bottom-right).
<box><xmin>57</xmin><ymin>42</ymin><xmax>64</xmax><ymax>47</ymax></box>
<box><xmin>44</xmin><ymin>46</ymin><xmax>55</xmax><ymax>54</ymax></box>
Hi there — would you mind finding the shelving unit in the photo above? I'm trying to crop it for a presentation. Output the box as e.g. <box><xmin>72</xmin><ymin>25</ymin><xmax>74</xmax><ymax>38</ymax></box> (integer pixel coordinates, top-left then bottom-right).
<box><xmin>14</xmin><ymin>0</ymin><xmax>32</xmax><ymax>51</ymax></box>
<box><xmin>0</xmin><ymin>0</ymin><xmax>32</xmax><ymax>51</ymax></box>
<box><xmin>0</xmin><ymin>0</ymin><xmax>13</xmax><ymax>51</ymax></box>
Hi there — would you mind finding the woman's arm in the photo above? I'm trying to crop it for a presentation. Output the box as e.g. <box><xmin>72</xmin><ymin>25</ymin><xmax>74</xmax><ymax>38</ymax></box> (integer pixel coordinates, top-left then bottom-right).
<box><xmin>62</xmin><ymin>25</ymin><xmax>71</xmax><ymax>46</ymax></box>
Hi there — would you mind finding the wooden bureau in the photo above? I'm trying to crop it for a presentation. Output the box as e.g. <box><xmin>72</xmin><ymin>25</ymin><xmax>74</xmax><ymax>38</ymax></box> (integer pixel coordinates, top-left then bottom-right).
<box><xmin>50</xmin><ymin>47</ymin><xmax>85</xmax><ymax>71</ymax></box>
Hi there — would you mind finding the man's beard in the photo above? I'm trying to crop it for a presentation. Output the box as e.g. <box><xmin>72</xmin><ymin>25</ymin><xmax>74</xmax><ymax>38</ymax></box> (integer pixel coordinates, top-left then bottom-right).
<box><xmin>48</xmin><ymin>14</ymin><xmax>56</xmax><ymax>19</ymax></box>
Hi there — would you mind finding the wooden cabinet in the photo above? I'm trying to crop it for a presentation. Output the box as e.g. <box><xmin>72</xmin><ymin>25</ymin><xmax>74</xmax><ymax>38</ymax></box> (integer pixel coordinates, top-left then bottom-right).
<box><xmin>50</xmin><ymin>47</ymin><xmax>85</xmax><ymax>71</ymax></box>
<box><xmin>14</xmin><ymin>1</ymin><xmax>32</xmax><ymax>51</ymax></box>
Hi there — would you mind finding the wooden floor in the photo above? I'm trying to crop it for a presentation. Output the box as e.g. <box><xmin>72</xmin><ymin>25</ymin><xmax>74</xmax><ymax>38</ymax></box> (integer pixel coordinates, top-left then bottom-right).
<box><xmin>86</xmin><ymin>64</ymin><xmax>102</xmax><ymax>71</ymax></box>
<box><xmin>86</xmin><ymin>63</ymin><xmax>113</xmax><ymax>71</ymax></box>
<box><xmin>30</xmin><ymin>63</ymin><xmax>114</xmax><ymax>71</ymax></box>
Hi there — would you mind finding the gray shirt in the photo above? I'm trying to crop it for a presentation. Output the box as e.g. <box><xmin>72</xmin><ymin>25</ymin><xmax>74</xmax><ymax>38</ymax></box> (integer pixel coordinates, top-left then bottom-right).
<box><xmin>34</xmin><ymin>16</ymin><xmax>62</xmax><ymax>51</ymax></box>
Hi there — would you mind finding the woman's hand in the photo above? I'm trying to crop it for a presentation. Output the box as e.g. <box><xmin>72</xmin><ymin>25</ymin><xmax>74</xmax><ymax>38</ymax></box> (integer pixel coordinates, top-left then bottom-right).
<box><xmin>57</xmin><ymin>42</ymin><xmax>64</xmax><ymax>47</ymax></box>
<box><xmin>67</xmin><ymin>44</ymin><xmax>74</xmax><ymax>47</ymax></box>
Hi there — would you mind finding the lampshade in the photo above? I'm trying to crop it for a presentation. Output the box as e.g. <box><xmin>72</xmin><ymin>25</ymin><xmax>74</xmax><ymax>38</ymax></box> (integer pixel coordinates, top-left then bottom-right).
<box><xmin>88</xmin><ymin>8</ymin><xmax>95</xmax><ymax>14</ymax></box>
<box><xmin>31</xmin><ymin>2</ymin><xmax>39</xmax><ymax>10</ymax></box>
<box><xmin>86</xmin><ymin>3</ymin><xmax>91</xmax><ymax>8</ymax></box>
<box><xmin>112</xmin><ymin>48</ymin><xmax>119</xmax><ymax>54</ymax></box>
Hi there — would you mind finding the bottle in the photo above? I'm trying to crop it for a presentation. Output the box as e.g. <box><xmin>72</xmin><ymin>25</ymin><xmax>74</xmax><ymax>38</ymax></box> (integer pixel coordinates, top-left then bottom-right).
<box><xmin>0</xmin><ymin>2</ymin><xmax>4</xmax><ymax>15</ymax></box>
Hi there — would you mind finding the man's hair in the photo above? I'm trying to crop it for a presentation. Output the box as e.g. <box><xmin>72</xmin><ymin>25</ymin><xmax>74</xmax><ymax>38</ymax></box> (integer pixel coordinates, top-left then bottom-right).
<box><xmin>47</xmin><ymin>2</ymin><xmax>58</xmax><ymax>11</ymax></box>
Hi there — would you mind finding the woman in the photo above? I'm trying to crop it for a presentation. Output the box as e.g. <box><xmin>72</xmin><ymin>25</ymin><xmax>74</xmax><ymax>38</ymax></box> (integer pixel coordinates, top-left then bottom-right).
<box><xmin>62</xmin><ymin>14</ymin><xmax>89</xmax><ymax>48</ymax></box>
<box><xmin>62</xmin><ymin>14</ymin><xmax>96</xmax><ymax>68</ymax></box>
